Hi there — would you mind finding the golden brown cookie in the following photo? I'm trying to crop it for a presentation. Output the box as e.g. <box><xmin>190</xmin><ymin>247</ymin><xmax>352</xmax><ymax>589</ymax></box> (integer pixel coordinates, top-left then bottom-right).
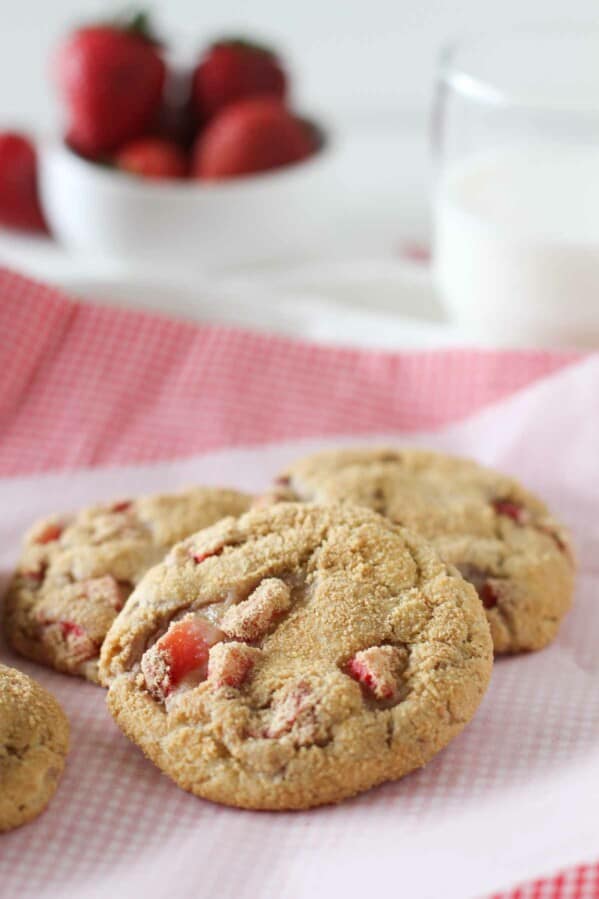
<box><xmin>0</xmin><ymin>664</ymin><xmax>69</xmax><ymax>832</ymax></box>
<box><xmin>101</xmin><ymin>502</ymin><xmax>492</xmax><ymax>810</ymax></box>
<box><xmin>4</xmin><ymin>487</ymin><xmax>251</xmax><ymax>683</ymax></box>
<box><xmin>266</xmin><ymin>447</ymin><xmax>575</xmax><ymax>653</ymax></box>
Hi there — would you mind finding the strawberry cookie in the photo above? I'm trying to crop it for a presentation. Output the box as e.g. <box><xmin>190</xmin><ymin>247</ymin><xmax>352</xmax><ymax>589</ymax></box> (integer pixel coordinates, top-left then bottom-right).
<box><xmin>0</xmin><ymin>664</ymin><xmax>69</xmax><ymax>831</ymax></box>
<box><xmin>100</xmin><ymin>503</ymin><xmax>492</xmax><ymax>810</ymax></box>
<box><xmin>4</xmin><ymin>487</ymin><xmax>251</xmax><ymax>683</ymax></box>
<box><xmin>266</xmin><ymin>448</ymin><xmax>575</xmax><ymax>653</ymax></box>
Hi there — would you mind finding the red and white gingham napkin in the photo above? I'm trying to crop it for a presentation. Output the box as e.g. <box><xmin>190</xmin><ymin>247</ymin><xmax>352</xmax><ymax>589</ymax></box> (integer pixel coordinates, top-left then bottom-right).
<box><xmin>0</xmin><ymin>267</ymin><xmax>597</xmax><ymax>899</ymax></box>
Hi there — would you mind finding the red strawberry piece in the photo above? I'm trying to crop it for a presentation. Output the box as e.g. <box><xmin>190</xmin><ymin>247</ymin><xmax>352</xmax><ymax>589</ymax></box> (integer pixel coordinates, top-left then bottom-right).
<box><xmin>208</xmin><ymin>642</ymin><xmax>260</xmax><ymax>688</ymax></box>
<box><xmin>398</xmin><ymin>241</ymin><xmax>431</xmax><ymax>264</ymax></box>
<box><xmin>479</xmin><ymin>581</ymin><xmax>499</xmax><ymax>609</ymax></box>
<box><xmin>492</xmin><ymin>499</ymin><xmax>528</xmax><ymax>524</ymax></box>
<box><xmin>0</xmin><ymin>133</ymin><xmax>47</xmax><ymax>232</ymax></box>
<box><xmin>457</xmin><ymin>564</ymin><xmax>500</xmax><ymax>610</ymax></box>
<box><xmin>55</xmin><ymin>12</ymin><xmax>166</xmax><ymax>157</ymax></box>
<box><xmin>346</xmin><ymin>646</ymin><xmax>402</xmax><ymax>700</ymax></box>
<box><xmin>115</xmin><ymin>137</ymin><xmax>188</xmax><ymax>180</ymax></box>
<box><xmin>34</xmin><ymin>523</ymin><xmax>63</xmax><ymax>545</ymax></box>
<box><xmin>58</xmin><ymin>621</ymin><xmax>97</xmax><ymax>660</ymax></box>
<box><xmin>192</xmin><ymin>546</ymin><xmax>225</xmax><ymax>564</ymax></box>
<box><xmin>193</xmin><ymin>38</ymin><xmax>286</xmax><ymax>122</ymax></box>
<box><xmin>22</xmin><ymin>563</ymin><xmax>47</xmax><ymax>585</ymax></box>
<box><xmin>110</xmin><ymin>500</ymin><xmax>132</xmax><ymax>513</ymax></box>
<box><xmin>141</xmin><ymin>614</ymin><xmax>224</xmax><ymax>701</ymax></box>
<box><xmin>274</xmin><ymin>475</ymin><xmax>290</xmax><ymax>487</ymax></box>
<box><xmin>192</xmin><ymin>98</ymin><xmax>316</xmax><ymax>180</ymax></box>
<box><xmin>220</xmin><ymin>578</ymin><xmax>291</xmax><ymax>642</ymax></box>
<box><xmin>266</xmin><ymin>680</ymin><xmax>316</xmax><ymax>740</ymax></box>
<box><xmin>39</xmin><ymin>617</ymin><xmax>97</xmax><ymax>664</ymax></box>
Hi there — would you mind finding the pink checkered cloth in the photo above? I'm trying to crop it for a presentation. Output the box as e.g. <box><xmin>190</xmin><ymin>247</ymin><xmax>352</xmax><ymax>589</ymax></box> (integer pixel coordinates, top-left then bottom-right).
<box><xmin>0</xmin><ymin>267</ymin><xmax>595</xmax><ymax>899</ymax></box>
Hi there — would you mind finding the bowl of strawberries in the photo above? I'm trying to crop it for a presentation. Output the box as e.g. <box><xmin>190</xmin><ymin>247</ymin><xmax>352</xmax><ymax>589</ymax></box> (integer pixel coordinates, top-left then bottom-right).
<box><xmin>38</xmin><ymin>12</ymin><xmax>332</xmax><ymax>267</ymax></box>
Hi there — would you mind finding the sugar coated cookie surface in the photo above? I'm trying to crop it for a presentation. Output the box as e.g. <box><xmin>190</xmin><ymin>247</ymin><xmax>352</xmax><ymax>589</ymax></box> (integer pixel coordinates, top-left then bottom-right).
<box><xmin>102</xmin><ymin>503</ymin><xmax>492</xmax><ymax>810</ymax></box>
<box><xmin>0</xmin><ymin>664</ymin><xmax>69</xmax><ymax>832</ymax></box>
<box><xmin>4</xmin><ymin>487</ymin><xmax>251</xmax><ymax>683</ymax></box>
<box><xmin>266</xmin><ymin>448</ymin><xmax>575</xmax><ymax>653</ymax></box>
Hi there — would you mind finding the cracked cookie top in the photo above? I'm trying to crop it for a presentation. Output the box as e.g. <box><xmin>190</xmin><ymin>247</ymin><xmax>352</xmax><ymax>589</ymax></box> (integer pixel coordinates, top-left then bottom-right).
<box><xmin>3</xmin><ymin>487</ymin><xmax>252</xmax><ymax>683</ymax></box>
<box><xmin>102</xmin><ymin>502</ymin><xmax>493</xmax><ymax>810</ymax></box>
<box><xmin>265</xmin><ymin>447</ymin><xmax>575</xmax><ymax>654</ymax></box>
<box><xmin>0</xmin><ymin>664</ymin><xmax>69</xmax><ymax>832</ymax></box>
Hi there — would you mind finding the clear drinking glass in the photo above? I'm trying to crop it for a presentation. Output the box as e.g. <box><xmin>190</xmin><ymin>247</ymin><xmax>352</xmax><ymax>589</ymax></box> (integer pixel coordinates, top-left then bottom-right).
<box><xmin>432</xmin><ymin>28</ymin><xmax>599</xmax><ymax>347</ymax></box>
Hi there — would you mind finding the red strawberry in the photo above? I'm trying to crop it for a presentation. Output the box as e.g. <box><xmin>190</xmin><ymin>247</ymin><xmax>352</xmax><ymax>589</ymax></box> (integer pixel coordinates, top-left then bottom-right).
<box><xmin>346</xmin><ymin>646</ymin><xmax>401</xmax><ymax>700</ymax></box>
<box><xmin>55</xmin><ymin>11</ymin><xmax>166</xmax><ymax>157</ymax></box>
<box><xmin>116</xmin><ymin>138</ymin><xmax>188</xmax><ymax>179</ymax></box>
<box><xmin>141</xmin><ymin>615</ymin><xmax>224</xmax><ymax>700</ymax></box>
<box><xmin>492</xmin><ymin>499</ymin><xmax>528</xmax><ymax>524</ymax></box>
<box><xmin>193</xmin><ymin>38</ymin><xmax>286</xmax><ymax>122</ymax></box>
<box><xmin>0</xmin><ymin>133</ymin><xmax>47</xmax><ymax>232</ymax></box>
<box><xmin>33</xmin><ymin>522</ymin><xmax>63</xmax><ymax>544</ymax></box>
<box><xmin>193</xmin><ymin>98</ymin><xmax>315</xmax><ymax>180</ymax></box>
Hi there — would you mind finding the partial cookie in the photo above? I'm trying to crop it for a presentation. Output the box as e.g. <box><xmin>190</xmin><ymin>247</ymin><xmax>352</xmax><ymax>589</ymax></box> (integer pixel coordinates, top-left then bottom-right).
<box><xmin>101</xmin><ymin>502</ymin><xmax>492</xmax><ymax>810</ymax></box>
<box><xmin>266</xmin><ymin>447</ymin><xmax>575</xmax><ymax>653</ymax></box>
<box><xmin>4</xmin><ymin>487</ymin><xmax>251</xmax><ymax>683</ymax></box>
<box><xmin>0</xmin><ymin>664</ymin><xmax>69</xmax><ymax>832</ymax></box>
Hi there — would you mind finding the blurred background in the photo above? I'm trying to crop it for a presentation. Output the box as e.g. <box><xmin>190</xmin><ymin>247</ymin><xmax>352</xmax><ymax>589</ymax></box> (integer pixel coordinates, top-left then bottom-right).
<box><xmin>4</xmin><ymin>0</ymin><xmax>598</xmax><ymax>128</ymax></box>
<box><xmin>2</xmin><ymin>1</ymin><xmax>599</xmax><ymax>347</ymax></box>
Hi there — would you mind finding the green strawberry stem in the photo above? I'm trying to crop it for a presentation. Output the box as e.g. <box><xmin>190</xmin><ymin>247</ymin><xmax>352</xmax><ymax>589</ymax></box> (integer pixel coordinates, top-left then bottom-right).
<box><xmin>114</xmin><ymin>8</ymin><xmax>162</xmax><ymax>45</ymax></box>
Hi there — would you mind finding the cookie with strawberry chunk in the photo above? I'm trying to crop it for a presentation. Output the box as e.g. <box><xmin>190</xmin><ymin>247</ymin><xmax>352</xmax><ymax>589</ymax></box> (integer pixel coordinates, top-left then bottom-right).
<box><xmin>101</xmin><ymin>502</ymin><xmax>492</xmax><ymax>810</ymax></box>
<box><xmin>264</xmin><ymin>448</ymin><xmax>575</xmax><ymax>653</ymax></box>
<box><xmin>0</xmin><ymin>664</ymin><xmax>69</xmax><ymax>832</ymax></box>
<box><xmin>3</xmin><ymin>487</ymin><xmax>251</xmax><ymax>684</ymax></box>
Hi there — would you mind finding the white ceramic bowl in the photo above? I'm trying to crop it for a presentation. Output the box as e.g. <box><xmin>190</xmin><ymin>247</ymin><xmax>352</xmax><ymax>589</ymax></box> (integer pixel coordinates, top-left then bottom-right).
<box><xmin>39</xmin><ymin>132</ymin><xmax>337</xmax><ymax>269</ymax></box>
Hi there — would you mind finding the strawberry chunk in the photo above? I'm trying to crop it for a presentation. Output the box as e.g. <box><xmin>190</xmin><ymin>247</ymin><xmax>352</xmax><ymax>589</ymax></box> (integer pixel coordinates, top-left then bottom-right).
<box><xmin>266</xmin><ymin>681</ymin><xmax>318</xmax><ymax>743</ymax></box>
<box><xmin>58</xmin><ymin>620</ymin><xmax>97</xmax><ymax>661</ymax></box>
<box><xmin>141</xmin><ymin>614</ymin><xmax>224</xmax><ymax>701</ymax></box>
<box><xmin>221</xmin><ymin>578</ymin><xmax>291</xmax><ymax>641</ymax></box>
<box><xmin>110</xmin><ymin>500</ymin><xmax>132</xmax><ymax>513</ymax></box>
<box><xmin>347</xmin><ymin>646</ymin><xmax>402</xmax><ymax>700</ymax></box>
<box><xmin>22</xmin><ymin>562</ymin><xmax>47</xmax><ymax>585</ymax></box>
<box><xmin>192</xmin><ymin>546</ymin><xmax>224</xmax><ymax>564</ymax></box>
<box><xmin>208</xmin><ymin>642</ymin><xmax>260</xmax><ymax>688</ymax></box>
<box><xmin>492</xmin><ymin>499</ymin><xmax>528</xmax><ymax>524</ymax></box>
<box><xmin>479</xmin><ymin>581</ymin><xmax>499</xmax><ymax>609</ymax></box>
<box><xmin>39</xmin><ymin>618</ymin><xmax>98</xmax><ymax>666</ymax></box>
<box><xmin>34</xmin><ymin>523</ymin><xmax>63</xmax><ymax>545</ymax></box>
<box><xmin>457</xmin><ymin>564</ymin><xmax>501</xmax><ymax>610</ymax></box>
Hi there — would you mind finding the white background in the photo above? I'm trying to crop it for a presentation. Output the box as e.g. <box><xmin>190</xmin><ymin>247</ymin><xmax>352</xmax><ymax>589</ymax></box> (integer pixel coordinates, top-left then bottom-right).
<box><xmin>2</xmin><ymin>0</ymin><xmax>599</xmax><ymax>129</ymax></box>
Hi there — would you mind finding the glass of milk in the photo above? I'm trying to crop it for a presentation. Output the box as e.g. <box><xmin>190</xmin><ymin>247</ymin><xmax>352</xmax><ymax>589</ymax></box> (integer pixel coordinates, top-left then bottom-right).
<box><xmin>433</xmin><ymin>28</ymin><xmax>599</xmax><ymax>347</ymax></box>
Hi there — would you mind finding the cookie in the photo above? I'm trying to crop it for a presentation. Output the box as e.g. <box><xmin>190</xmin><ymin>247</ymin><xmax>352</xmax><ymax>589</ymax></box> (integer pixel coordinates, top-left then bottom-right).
<box><xmin>4</xmin><ymin>487</ymin><xmax>251</xmax><ymax>683</ymax></box>
<box><xmin>101</xmin><ymin>502</ymin><xmax>492</xmax><ymax>810</ymax></box>
<box><xmin>0</xmin><ymin>664</ymin><xmax>69</xmax><ymax>832</ymax></box>
<box><xmin>266</xmin><ymin>447</ymin><xmax>575</xmax><ymax>653</ymax></box>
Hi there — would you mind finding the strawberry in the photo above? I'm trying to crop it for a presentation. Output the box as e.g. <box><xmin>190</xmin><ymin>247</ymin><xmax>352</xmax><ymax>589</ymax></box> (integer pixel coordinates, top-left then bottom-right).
<box><xmin>207</xmin><ymin>642</ymin><xmax>260</xmax><ymax>689</ymax></box>
<box><xmin>55</xmin><ymin>11</ymin><xmax>166</xmax><ymax>158</ymax></box>
<box><xmin>141</xmin><ymin>614</ymin><xmax>224</xmax><ymax>701</ymax></box>
<box><xmin>0</xmin><ymin>133</ymin><xmax>47</xmax><ymax>232</ymax></box>
<box><xmin>492</xmin><ymin>499</ymin><xmax>528</xmax><ymax>524</ymax></box>
<box><xmin>193</xmin><ymin>98</ymin><xmax>315</xmax><ymax>180</ymax></box>
<box><xmin>33</xmin><ymin>522</ymin><xmax>63</xmax><ymax>544</ymax></box>
<box><xmin>220</xmin><ymin>578</ymin><xmax>291</xmax><ymax>642</ymax></box>
<box><xmin>116</xmin><ymin>138</ymin><xmax>188</xmax><ymax>179</ymax></box>
<box><xmin>110</xmin><ymin>500</ymin><xmax>133</xmax><ymax>513</ymax></box>
<box><xmin>347</xmin><ymin>646</ymin><xmax>402</xmax><ymax>700</ymax></box>
<box><xmin>193</xmin><ymin>38</ymin><xmax>286</xmax><ymax>122</ymax></box>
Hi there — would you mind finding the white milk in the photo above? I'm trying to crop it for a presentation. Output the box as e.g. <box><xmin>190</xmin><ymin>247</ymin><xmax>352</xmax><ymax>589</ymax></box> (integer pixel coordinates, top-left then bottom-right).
<box><xmin>434</xmin><ymin>145</ymin><xmax>599</xmax><ymax>347</ymax></box>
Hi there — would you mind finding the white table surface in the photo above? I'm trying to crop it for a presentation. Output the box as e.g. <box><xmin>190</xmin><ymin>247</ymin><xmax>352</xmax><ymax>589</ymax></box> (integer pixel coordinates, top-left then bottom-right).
<box><xmin>0</xmin><ymin>127</ymin><xmax>461</xmax><ymax>349</ymax></box>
